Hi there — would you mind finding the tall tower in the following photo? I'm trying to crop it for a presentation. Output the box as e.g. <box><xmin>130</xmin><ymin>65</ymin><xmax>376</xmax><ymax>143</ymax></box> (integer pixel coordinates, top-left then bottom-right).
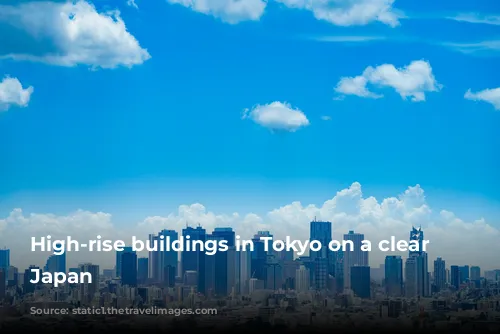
<box><xmin>343</xmin><ymin>231</ymin><xmax>368</xmax><ymax>290</ymax></box>
<box><xmin>182</xmin><ymin>226</ymin><xmax>206</xmax><ymax>293</ymax></box>
<box><xmin>408</xmin><ymin>226</ymin><xmax>429</xmax><ymax>297</ymax></box>
<box><xmin>385</xmin><ymin>255</ymin><xmax>403</xmax><ymax>297</ymax></box>
<box><xmin>116</xmin><ymin>246</ymin><xmax>133</xmax><ymax>278</ymax></box>
<box><xmin>79</xmin><ymin>263</ymin><xmax>99</xmax><ymax>305</ymax></box>
<box><xmin>433</xmin><ymin>257</ymin><xmax>446</xmax><ymax>292</ymax></box>
<box><xmin>409</xmin><ymin>226</ymin><xmax>424</xmax><ymax>257</ymax></box>
<box><xmin>0</xmin><ymin>248</ymin><xmax>10</xmax><ymax>283</ymax></box>
<box><xmin>310</xmin><ymin>220</ymin><xmax>333</xmax><ymax>291</ymax></box>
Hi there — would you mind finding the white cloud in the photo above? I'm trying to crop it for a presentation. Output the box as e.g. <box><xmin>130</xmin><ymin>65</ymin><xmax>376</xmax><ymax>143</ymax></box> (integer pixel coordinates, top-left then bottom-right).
<box><xmin>1</xmin><ymin>182</ymin><xmax>498</xmax><ymax>271</ymax></box>
<box><xmin>276</xmin><ymin>0</ymin><xmax>401</xmax><ymax>27</ymax></box>
<box><xmin>449</xmin><ymin>13</ymin><xmax>500</xmax><ymax>26</ymax></box>
<box><xmin>167</xmin><ymin>0</ymin><xmax>267</xmax><ymax>24</ymax></box>
<box><xmin>242</xmin><ymin>101</ymin><xmax>310</xmax><ymax>132</ymax></box>
<box><xmin>335</xmin><ymin>60</ymin><xmax>441</xmax><ymax>102</ymax></box>
<box><xmin>0</xmin><ymin>0</ymin><xmax>150</xmax><ymax>69</ymax></box>
<box><xmin>127</xmin><ymin>0</ymin><xmax>139</xmax><ymax>9</ymax></box>
<box><xmin>465</xmin><ymin>88</ymin><xmax>500</xmax><ymax>110</ymax></box>
<box><xmin>442</xmin><ymin>40</ymin><xmax>500</xmax><ymax>55</ymax></box>
<box><xmin>0</xmin><ymin>76</ymin><xmax>34</xmax><ymax>111</ymax></box>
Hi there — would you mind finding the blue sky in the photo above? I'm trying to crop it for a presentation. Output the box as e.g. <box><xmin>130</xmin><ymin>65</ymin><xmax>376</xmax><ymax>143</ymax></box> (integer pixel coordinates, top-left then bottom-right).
<box><xmin>0</xmin><ymin>0</ymin><xmax>499</xmax><ymax>226</ymax></box>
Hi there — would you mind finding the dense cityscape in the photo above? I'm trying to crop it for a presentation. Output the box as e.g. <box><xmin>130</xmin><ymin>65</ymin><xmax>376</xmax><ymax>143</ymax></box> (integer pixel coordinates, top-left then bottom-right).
<box><xmin>0</xmin><ymin>221</ymin><xmax>499</xmax><ymax>331</ymax></box>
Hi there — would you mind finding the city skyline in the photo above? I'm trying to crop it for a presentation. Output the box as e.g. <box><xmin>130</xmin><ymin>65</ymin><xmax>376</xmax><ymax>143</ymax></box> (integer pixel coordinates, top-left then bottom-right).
<box><xmin>0</xmin><ymin>205</ymin><xmax>497</xmax><ymax>272</ymax></box>
<box><xmin>1</xmin><ymin>223</ymin><xmax>491</xmax><ymax>299</ymax></box>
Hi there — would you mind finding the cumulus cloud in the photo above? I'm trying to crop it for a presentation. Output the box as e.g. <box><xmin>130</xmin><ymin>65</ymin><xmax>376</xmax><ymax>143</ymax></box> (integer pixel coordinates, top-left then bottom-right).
<box><xmin>0</xmin><ymin>76</ymin><xmax>34</xmax><ymax>111</ymax></box>
<box><xmin>242</xmin><ymin>101</ymin><xmax>310</xmax><ymax>132</ymax></box>
<box><xmin>167</xmin><ymin>0</ymin><xmax>267</xmax><ymax>24</ymax></box>
<box><xmin>276</xmin><ymin>0</ymin><xmax>401</xmax><ymax>27</ymax></box>
<box><xmin>464</xmin><ymin>87</ymin><xmax>500</xmax><ymax>110</ymax></box>
<box><xmin>335</xmin><ymin>60</ymin><xmax>441</xmax><ymax>102</ymax></box>
<box><xmin>0</xmin><ymin>0</ymin><xmax>150</xmax><ymax>69</ymax></box>
<box><xmin>1</xmin><ymin>183</ymin><xmax>498</xmax><ymax>271</ymax></box>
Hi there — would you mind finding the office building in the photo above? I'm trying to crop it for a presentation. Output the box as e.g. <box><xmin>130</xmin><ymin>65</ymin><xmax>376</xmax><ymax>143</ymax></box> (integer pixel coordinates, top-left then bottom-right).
<box><xmin>385</xmin><ymin>255</ymin><xmax>403</xmax><ymax>297</ymax></box>
<box><xmin>351</xmin><ymin>266</ymin><xmax>370</xmax><ymax>299</ymax></box>
<box><xmin>433</xmin><ymin>257</ymin><xmax>446</xmax><ymax>292</ymax></box>
<box><xmin>343</xmin><ymin>231</ymin><xmax>368</xmax><ymax>290</ymax></box>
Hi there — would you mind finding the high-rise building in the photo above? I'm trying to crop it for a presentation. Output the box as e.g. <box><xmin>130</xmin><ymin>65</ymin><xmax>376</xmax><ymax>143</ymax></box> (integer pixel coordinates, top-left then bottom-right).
<box><xmin>310</xmin><ymin>220</ymin><xmax>335</xmax><ymax>290</ymax></box>
<box><xmin>149</xmin><ymin>230</ymin><xmax>179</xmax><ymax>284</ymax></box>
<box><xmin>23</xmin><ymin>265</ymin><xmax>40</xmax><ymax>295</ymax></box>
<box><xmin>44</xmin><ymin>243</ymin><xmax>66</xmax><ymax>274</ymax></box>
<box><xmin>459</xmin><ymin>265</ymin><xmax>469</xmax><ymax>283</ymax></box>
<box><xmin>0</xmin><ymin>248</ymin><xmax>10</xmax><ymax>283</ymax></box>
<box><xmin>385</xmin><ymin>256</ymin><xmax>403</xmax><ymax>297</ymax></box>
<box><xmin>351</xmin><ymin>266</ymin><xmax>370</xmax><ymax>299</ymax></box>
<box><xmin>470</xmin><ymin>266</ymin><xmax>481</xmax><ymax>281</ymax></box>
<box><xmin>343</xmin><ymin>231</ymin><xmax>368</xmax><ymax>290</ymax></box>
<box><xmin>137</xmin><ymin>257</ymin><xmax>148</xmax><ymax>284</ymax></box>
<box><xmin>295</xmin><ymin>265</ymin><xmax>310</xmax><ymax>293</ymax></box>
<box><xmin>408</xmin><ymin>226</ymin><xmax>429</xmax><ymax>297</ymax></box>
<box><xmin>433</xmin><ymin>257</ymin><xmax>446</xmax><ymax>292</ymax></box>
<box><xmin>251</xmin><ymin>232</ymin><xmax>268</xmax><ymax>284</ymax></box>
<box><xmin>7</xmin><ymin>266</ymin><xmax>18</xmax><ymax>287</ymax></box>
<box><xmin>450</xmin><ymin>265</ymin><xmax>460</xmax><ymax>289</ymax></box>
<box><xmin>121</xmin><ymin>251</ymin><xmax>138</xmax><ymax>287</ymax></box>
<box><xmin>79</xmin><ymin>263</ymin><xmax>99</xmax><ymax>305</ymax></box>
<box><xmin>209</xmin><ymin>227</ymin><xmax>236</xmax><ymax>296</ymax></box>
<box><xmin>409</xmin><ymin>227</ymin><xmax>424</xmax><ymax>257</ymax></box>
<box><xmin>182</xmin><ymin>226</ymin><xmax>206</xmax><ymax>293</ymax></box>
<box><xmin>405</xmin><ymin>257</ymin><xmax>418</xmax><ymax>298</ymax></box>
<box><xmin>116</xmin><ymin>246</ymin><xmax>133</xmax><ymax>278</ymax></box>
<box><xmin>0</xmin><ymin>269</ymin><xmax>5</xmax><ymax>300</ymax></box>
<box><xmin>235</xmin><ymin>248</ymin><xmax>251</xmax><ymax>295</ymax></box>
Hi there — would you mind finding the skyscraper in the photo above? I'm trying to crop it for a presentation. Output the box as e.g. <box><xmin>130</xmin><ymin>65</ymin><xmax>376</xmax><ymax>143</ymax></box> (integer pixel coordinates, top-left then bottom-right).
<box><xmin>295</xmin><ymin>265</ymin><xmax>310</xmax><ymax>293</ymax></box>
<box><xmin>385</xmin><ymin>255</ymin><xmax>403</xmax><ymax>297</ymax></box>
<box><xmin>137</xmin><ymin>257</ymin><xmax>148</xmax><ymax>284</ymax></box>
<box><xmin>450</xmin><ymin>265</ymin><xmax>460</xmax><ymax>289</ymax></box>
<box><xmin>343</xmin><ymin>231</ymin><xmax>368</xmax><ymax>290</ymax></box>
<box><xmin>121</xmin><ymin>251</ymin><xmax>138</xmax><ymax>287</ymax></box>
<box><xmin>250</xmin><ymin>232</ymin><xmax>267</xmax><ymax>284</ymax></box>
<box><xmin>182</xmin><ymin>226</ymin><xmax>206</xmax><ymax>293</ymax></box>
<box><xmin>470</xmin><ymin>266</ymin><xmax>481</xmax><ymax>281</ymax></box>
<box><xmin>408</xmin><ymin>226</ymin><xmax>429</xmax><ymax>297</ymax></box>
<box><xmin>0</xmin><ymin>248</ymin><xmax>10</xmax><ymax>283</ymax></box>
<box><xmin>158</xmin><ymin>229</ymin><xmax>179</xmax><ymax>284</ymax></box>
<box><xmin>409</xmin><ymin>227</ymin><xmax>424</xmax><ymax>257</ymax></box>
<box><xmin>459</xmin><ymin>265</ymin><xmax>469</xmax><ymax>283</ymax></box>
<box><xmin>44</xmin><ymin>242</ymin><xmax>66</xmax><ymax>274</ymax></box>
<box><xmin>433</xmin><ymin>257</ymin><xmax>446</xmax><ymax>292</ymax></box>
<box><xmin>210</xmin><ymin>227</ymin><xmax>236</xmax><ymax>296</ymax></box>
<box><xmin>351</xmin><ymin>266</ymin><xmax>370</xmax><ymax>299</ymax></box>
<box><xmin>23</xmin><ymin>265</ymin><xmax>39</xmax><ymax>295</ymax></box>
<box><xmin>235</xmin><ymin>247</ymin><xmax>251</xmax><ymax>295</ymax></box>
<box><xmin>149</xmin><ymin>229</ymin><xmax>178</xmax><ymax>284</ymax></box>
<box><xmin>79</xmin><ymin>263</ymin><xmax>99</xmax><ymax>305</ymax></box>
<box><xmin>405</xmin><ymin>257</ymin><xmax>418</xmax><ymax>298</ymax></box>
<box><xmin>116</xmin><ymin>246</ymin><xmax>133</xmax><ymax>278</ymax></box>
<box><xmin>309</xmin><ymin>220</ymin><xmax>332</xmax><ymax>260</ymax></box>
<box><xmin>0</xmin><ymin>269</ymin><xmax>5</xmax><ymax>300</ymax></box>
<box><xmin>310</xmin><ymin>220</ymin><xmax>334</xmax><ymax>290</ymax></box>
